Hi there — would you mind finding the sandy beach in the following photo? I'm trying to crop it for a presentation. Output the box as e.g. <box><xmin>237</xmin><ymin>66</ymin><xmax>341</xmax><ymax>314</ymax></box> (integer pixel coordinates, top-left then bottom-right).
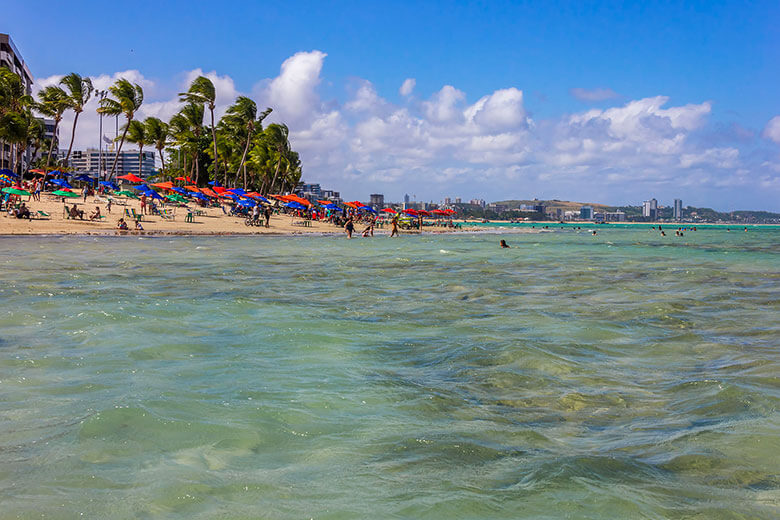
<box><xmin>1</xmin><ymin>193</ymin><xmax>362</xmax><ymax>236</ymax></box>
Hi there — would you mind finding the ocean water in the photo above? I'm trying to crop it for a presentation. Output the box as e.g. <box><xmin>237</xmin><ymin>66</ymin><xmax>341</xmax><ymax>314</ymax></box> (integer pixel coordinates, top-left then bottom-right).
<box><xmin>0</xmin><ymin>228</ymin><xmax>778</xmax><ymax>519</ymax></box>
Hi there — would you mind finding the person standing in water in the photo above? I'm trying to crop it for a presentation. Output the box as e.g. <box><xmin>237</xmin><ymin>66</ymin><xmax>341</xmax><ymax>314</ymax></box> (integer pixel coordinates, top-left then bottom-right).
<box><xmin>500</xmin><ymin>240</ymin><xmax>510</xmax><ymax>248</ymax></box>
<box><xmin>389</xmin><ymin>214</ymin><xmax>399</xmax><ymax>238</ymax></box>
<box><xmin>344</xmin><ymin>217</ymin><xmax>355</xmax><ymax>238</ymax></box>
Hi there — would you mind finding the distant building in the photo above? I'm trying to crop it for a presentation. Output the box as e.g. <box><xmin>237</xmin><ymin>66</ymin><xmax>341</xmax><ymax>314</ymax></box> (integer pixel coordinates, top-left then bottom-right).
<box><xmin>1</xmin><ymin>33</ymin><xmax>35</xmax><ymax>169</ymax></box>
<box><xmin>69</xmin><ymin>148</ymin><xmax>155</xmax><ymax>178</ymax></box>
<box><xmin>320</xmin><ymin>189</ymin><xmax>341</xmax><ymax>202</ymax></box>
<box><xmin>604</xmin><ymin>211</ymin><xmax>626</xmax><ymax>222</ymax></box>
<box><xmin>674</xmin><ymin>198</ymin><xmax>683</xmax><ymax>220</ymax></box>
<box><xmin>454</xmin><ymin>197</ymin><xmax>462</xmax><ymax>204</ymax></box>
<box><xmin>487</xmin><ymin>203</ymin><xmax>507</xmax><ymax>213</ymax></box>
<box><xmin>369</xmin><ymin>193</ymin><xmax>384</xmax><ymax>207</ymax></box>
<box><xmin>469</xmin><ymin>198</ymin><xmax>485</xmax><ymax>208</ymax></box>
<box><xmin>642</xmin><ymin>198</ymin><xmax>658</xmax><ymax>220</ymax></box>
<box><xmin>443</xmin><ymin>197</ymin><xmax>451</xmax><ymax>205</ymax></box>
<box><xmin>580</xmin><ymin>206</ymin><xmax>594</xmax><ymax>220</ymax></box>
<box><xmin>403</xmin><ymin>194</ymin><xmax>410</xmax><ymax>204</ymax></box>
<box><xmin>296</xmin><ymin>183</ymin><xmax>322</xmax><ymax>197</ymax></box>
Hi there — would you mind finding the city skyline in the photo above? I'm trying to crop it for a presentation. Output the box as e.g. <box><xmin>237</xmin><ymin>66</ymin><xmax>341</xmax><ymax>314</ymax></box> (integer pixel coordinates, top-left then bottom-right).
<box><xmin>4</xmin><ymin>1</ymin><xmax>780</xmax><ymax>211</ymax></box>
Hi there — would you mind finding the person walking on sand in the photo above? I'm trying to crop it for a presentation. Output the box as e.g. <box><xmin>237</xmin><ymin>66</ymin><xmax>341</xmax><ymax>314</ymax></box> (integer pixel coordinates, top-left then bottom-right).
<box><xmin>345</xmin><ymin>217</ymin><xmax>355</xmax><ymax>239</ymax></box>
<box><xmin>389</xmin><ymin>214</ymin><xmax>399</xmax><ymax>238</ymax></box>
<box><xmin>82</xmin><ymin>185</ymin><xmax>89</xmax><ymax>202</ymax></box>
<box><xmin>264</xmin><ymin>206</ymin><xmax>271</xmax><ymax>228</ymax></box>
<box><xmin>140</xmin><ymin>194</ymin><xmax>147</xmax><ymax>215</ymax></box>
<box><xmin>106</xmin><ymin>198</ymin><xmax>112</xmax><ymax>214</ymax></box>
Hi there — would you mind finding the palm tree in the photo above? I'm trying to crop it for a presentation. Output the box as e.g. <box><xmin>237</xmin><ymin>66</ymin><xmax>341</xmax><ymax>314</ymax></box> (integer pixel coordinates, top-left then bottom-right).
<box><xmin>60</xmin><ymin>73</ymin><xmax>94</xmax><ymax>164</ymax></box>
<box><xmin>122</xmin><ymin>120</ymin><xmax>147</xmax><ymax>178</ymax></box>
<box><xmin>170</xmin><ymin>102</ymin><xmax>204</xmax><ymax>183</ymax></box>
<box><xmin>180</xmin><ymin>76</ymin><xmax>219</xmax><ymax>184</ymax></box>
<box><xmin>262</xmin><ymin>123</ymin><xmax>291</xmax><ymax>193</ymax></box>
<box><xmin>97</xmin><ymin>78</ymin><xmax>144</xmax><ymax>180</ymax></box>
<box><xmin>34</xmin><ymin>85</ymin><xmax>70</xmax><ymax>170</ymax></box>
<box><xmin>223</xmin><ymin>97</ymin><xmax>272</xmax><ymax>188</ymax></box>
<box><xmin>144</xmin><ymin>117</ymin><xmax>169</xmax><ymax>176</ymax></box>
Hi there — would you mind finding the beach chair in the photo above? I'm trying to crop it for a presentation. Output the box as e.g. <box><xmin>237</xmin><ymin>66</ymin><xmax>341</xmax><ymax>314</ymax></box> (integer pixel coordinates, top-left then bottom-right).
<box><xmin>124</xmin><ymin>208</ymin><xmax>133</xmax><ymax>219</ymax></box>
<box><xmin>160</xmin><ymin>208</ymin><xmax>175</xmax><ymax>221</ymax></box>
<box><xmin>33</xmin><ymin>210</ymin><xmax>51</xmax><ymax>220</ymax></box>
<box><xmin>130</xmin><ymin>209</ymin><xmax>143</xmax><ymax>222</ymax></box>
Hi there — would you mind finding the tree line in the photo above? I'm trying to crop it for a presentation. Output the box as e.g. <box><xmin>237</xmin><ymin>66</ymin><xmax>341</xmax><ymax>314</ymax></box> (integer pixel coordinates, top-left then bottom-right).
<box><xmin>0</xmin><ymin>68</ymin><xmax>301</xmax><ymax>192</ymax></box>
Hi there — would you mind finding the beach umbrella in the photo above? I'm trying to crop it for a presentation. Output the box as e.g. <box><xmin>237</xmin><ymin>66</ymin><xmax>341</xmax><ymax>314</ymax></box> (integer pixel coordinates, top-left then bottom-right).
<box><xmin>381</xmin><ymin>208</ymin><xmax>397</xmax><ymax>214</ymax></box>
<box><xmin>200</xmin><ymin>188</ymin><xmax>219</xmax><ymax>198</ymax></box>
<box><xmin>166</xmin><ymin>193</ymin><xmax>188</xmax><ymax>203</ymax></box>
<box><xmin>228</xmin><ymin>188</ymin><xmax>247</xmax><ymax>196</ymax></box>
<box><xmin>52</xmin><ymin>190</ymin><xmax>79</xmax><ymax>198</ymax></box>
<box><xmin>361</xmin><ymin>206</ymin><xmax>378</xmax><ymax>214</ymax></box>
<box><xmin>74</xmin><ymin>174</ymin><xmax>96</xmax><ymax>182</ymax></box>
<box><xmin>237</xmin><ymin>199</ymin><xmax>257</xmax><ymax>208</ymax></box>
<box><xmin>418</xmin><ymin>210</ymin><xmax>431</xmax><ymax>216</ymax></box>
<box><xmin>285</xmin><ymin>201</ymin><xmax>305</xmax><ymax>210</ymax></box>
<box><xmin>2</xmin><ymin>187</ymin><xmax>31</xmax><ymax>196</ymax></box>
<box><xmin>117</xmin><ymin>173</ymin><xmax>145</xmax><ymax>183</ymax></box>
<box><xmin>146</xmin><ymin>190</ymin><xmax>164</xmax><ymax>200</ymax></box>
<box><xmin>208</xmin><ymin>180</ymin><xmax>222</xmax><ymax>187</ymax></box>
<box><xmin>404</xmin><ymin>209</ymin><xmax>419</xmax><ymax>216</ymax></box>
<box><xmin>175</xmin><ymin>176</ymin><xmax>194</xmax><ymax>183</ymax></box>
<box><xmin>99</xmin><ymin>181</ymin><xmax>119</xmax><ymax>190</ymax></box>
<box><xmin>49</xmin><ymin>178</ymin><xmax>73</xmax><ymax>188</ymax></box>
<box><xmin>191</xmin><ymin>192</ymin><xmax>209</xmax><ymax>201</ymax></box>
<box><xmin>171</xmin><ymin>187</ymin><xmax>190</xmax><ymax>196</ymax></box>
<box><xmin>151</xmin><ymin>181</ymin><xmax>174</xmax><ymax>190</ymax></box>
<box><xmin>0</xmin><ymin>168</ymin><xmax>18</xmax><ymax>178</ymax></box>
<box><xmin>114</xmin><ymin>190</ymin><xmax>138</xmax><ymax>198</ymax></box>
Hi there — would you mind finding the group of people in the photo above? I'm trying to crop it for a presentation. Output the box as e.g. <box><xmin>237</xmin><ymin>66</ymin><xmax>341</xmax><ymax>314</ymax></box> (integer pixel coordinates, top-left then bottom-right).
<box><xmin>250</xmin><ymin>204</ymin><xmax>273</xmax><ymax>227</ymax></box>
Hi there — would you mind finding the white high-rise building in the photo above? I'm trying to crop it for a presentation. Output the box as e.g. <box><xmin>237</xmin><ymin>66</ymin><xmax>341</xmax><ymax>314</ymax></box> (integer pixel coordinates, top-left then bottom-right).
<box><xmin>674</xmin><ymin>199</ymin><xmax>683</xmax><ymax>220</ymax></box>
<box><xmin>642</xmin><ymin>198</ymin><xmax>658</xmax><ymax>220</ymax></box>
<box><xmin>68</xmin><ymin>148</ymin><xmax>156</xmax><ymax>178</ymax></box>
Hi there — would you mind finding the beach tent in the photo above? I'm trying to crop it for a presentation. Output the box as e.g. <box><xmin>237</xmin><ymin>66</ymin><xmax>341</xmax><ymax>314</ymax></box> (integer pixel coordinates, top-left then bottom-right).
<box><xmin>117</xmin><ymin>173</ymin><xmax>144</xmax><ymax>183</ymax></box>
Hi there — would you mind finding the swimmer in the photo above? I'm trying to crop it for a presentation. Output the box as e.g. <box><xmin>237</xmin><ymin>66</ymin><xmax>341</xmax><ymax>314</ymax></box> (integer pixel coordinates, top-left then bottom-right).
<box><xmin>592</xmin><ymin>230</ymin><xmax>597</xmax><ymax>235</ymax></box>
<box><xmin>500</xmin><ymin>239</ymin><xmax>510</xmax><ymax>248</ymax></box>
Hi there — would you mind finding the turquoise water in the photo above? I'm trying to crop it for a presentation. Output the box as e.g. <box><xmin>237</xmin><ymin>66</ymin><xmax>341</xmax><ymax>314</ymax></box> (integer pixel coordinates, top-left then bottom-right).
<box><xmin>0</xmin><ymin>229</ymin><xmax>778</xmax><ymax>519</ymax></box>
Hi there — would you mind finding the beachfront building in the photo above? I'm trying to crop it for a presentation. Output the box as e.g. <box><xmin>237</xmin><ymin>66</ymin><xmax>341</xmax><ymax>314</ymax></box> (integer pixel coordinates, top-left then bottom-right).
<box><xmin>604</xmin><ymin>211</ymin><xmax>626</xmax><ymax>222</ymax></box>
<box><xmin>580</xmin><ymin>206</ymin><xmax>594</xmax><ymax>220</ymax></box>
<box><xmin>67</xmin><ymin>148</ymin><xmax>155</xmax><ymax>178</ymax></box>
<box><xmin>674</xmin><ymin>198</ymin><xmax>683</xmax><ymax>220</ymax></box>
<box><xmin>369</xmin><ymin>194</ymin><xmax>384</xmax><ymax>207</ymax></box>
<box><xmin>469</xmin><ymin>198</ymin><xmax>486</xmax><ymax>208</ymax></box>
<box><xmin>320</xmin><ymin>189</ymin><xmax>341</xmax><ymax>203</ymax></box>
<box><xmin>642</xmin><ymin>198</ymin><xmax>658</xmax><ymax>220</ymax></box>
<box><xmin>1</xmin><ymin>33</ymin><xmax>35</xmax><ymax>169</ymax></box>
<box><xmin>296</xmin><ymin>182</ymin><xmax>321</xmax><ymax>197</ymax></box>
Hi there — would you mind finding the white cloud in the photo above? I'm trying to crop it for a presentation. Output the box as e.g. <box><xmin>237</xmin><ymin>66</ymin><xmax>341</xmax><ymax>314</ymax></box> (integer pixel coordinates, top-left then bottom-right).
<box><xmin>763</xmin><ymin>116</ymin><xmax>780</xmax><ymax>144</ymax></box>
<box><xmin>31</xmin><ymin>52</ymin><xmax>780</xmax><ymax>209</ymax></box>
<box><xmin>399</xmin><ymin>78</ymin><xmax>416</xmax><ymax>96</ymax></box>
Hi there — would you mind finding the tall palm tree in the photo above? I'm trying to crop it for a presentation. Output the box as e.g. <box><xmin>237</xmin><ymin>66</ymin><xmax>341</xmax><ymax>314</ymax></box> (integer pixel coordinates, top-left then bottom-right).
<box><xmin>144</xmin><ymin>117</ymin><xmax>169</xmax><ymax>176</ymax></box>
<box><xmin>223</xmin><ymin>97</ymin><xmax>272</xmax><ymax>186</ymax></box>
<box><xmin>122</xmin><ymin>120</ymin><xmax>147</xmax><ymax>178</ymax></box>
<box><xmin>97</xmin><ymin>78</ymin><xmax>144</xmax><ymax>180</ymax></box>
<box><xmin>262</xmin><ymin>123</ymin><xmax>291</xmax><ymax>194</ymax></box>
<box><xmin>35</xmin><ymin>85</ymin><xmax>70</xmax><ymax>170</ymax></box>
<box><xmin>170</xmin><ymin>102</ymin><xmax>204</xmax><ymax>183</ymax></box>
<box><xmin>180</xmin><ymin>76</ymin><xmax>218</xmax><ymax>184</ymax></box>
<box><xmin>60</xmin><ymin>72</ymin><xmax>94</xmax><ymax>164</ymax></box>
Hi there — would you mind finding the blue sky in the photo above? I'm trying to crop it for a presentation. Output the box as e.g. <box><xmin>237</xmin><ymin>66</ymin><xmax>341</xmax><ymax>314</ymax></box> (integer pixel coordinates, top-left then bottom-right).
<box><xmin>6</xmin><ymin>1</ymin><xmax>780</xmax><ymax>210</ymax></box>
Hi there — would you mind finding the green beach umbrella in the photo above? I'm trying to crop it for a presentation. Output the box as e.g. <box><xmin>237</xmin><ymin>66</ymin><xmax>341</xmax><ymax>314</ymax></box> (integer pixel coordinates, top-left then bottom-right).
<box><xmin>1</xmin><ymin>187</ymin><xmax>31</xmax><ymax>196</ymax></box>
<box><xmin>165</xmin><ymin>193</ymin><xmax>187</xmax><ymax>203</ymax></box>
<box><xmin>115</xmin><ymin>190</ymin><xmax>139</xmax><ymax>198</ymax></box>
<box><xmin>52</xmin><ymin>190</ymin><xmax>79</xmax><ymax>198</ymax></box>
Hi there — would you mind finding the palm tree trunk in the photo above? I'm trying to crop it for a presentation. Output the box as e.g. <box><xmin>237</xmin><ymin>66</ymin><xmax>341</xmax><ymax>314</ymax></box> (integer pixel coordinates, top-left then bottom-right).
<box><xmin>194</xmin><ymin>152</ymin><xmax>200</xmax><ymax>185</ymax></box>
<box><xmin>138</xmin><ymin>145</ymin><xmax>143</xmax><ymax>178</ymax></box>
<box><xmin>243</xmin><ymin>163</ymin><xmax>247</xmax><ymax>191</ymax></box>
<box><xmin>269</xmin><ymin>159</ymin><xmax>282</xmax><ymax>194</ymax></box>
<box><xmin>209</xmin><ymin>107</ymin><xmax>220</xmax><ymax>186</ymax></box>
<box><xmin>235</xmin><ymin>130</ymin><xmax>252</xmax><ymax>180</ymax></box>
<box><xmin>158</xmin><ymin>148</ymin><xmax>165</xmax><ymax>177</ymax></box>
<box><xmin>65</xmin><ymin>111</ymin><xmax>80</xmax><ymax>164</ymax></box>
<box><xmin>109</xmin><ymin>120</ymin><xmax>131</xmax><ymax>181</ymax></box>
<box><xmin>42</xmin><ymin>118</ymin><xmax>60</xmax><ymax>186</ymax></box>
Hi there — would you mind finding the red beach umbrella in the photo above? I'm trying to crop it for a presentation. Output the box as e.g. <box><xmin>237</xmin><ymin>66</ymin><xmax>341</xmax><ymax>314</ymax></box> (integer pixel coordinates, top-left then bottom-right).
<box><xmin>117</xmin><ymin>174</ymin><xmax>144</xmax><ymax>183</ymax></box>
<box><xmin>381</xmin><ymin>208</ymin><xmax>397</xmax><ymax>213</ymax></box>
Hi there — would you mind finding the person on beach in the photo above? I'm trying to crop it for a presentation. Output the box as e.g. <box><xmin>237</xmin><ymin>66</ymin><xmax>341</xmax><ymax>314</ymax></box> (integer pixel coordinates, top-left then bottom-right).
<box><xmin>264</xmin><ymin>206</ymin><xmax>271</xmax><ymax>228</ymax></box>
<box><xmin>15</xmin><ymin>202</ymin><xmax>30</xmax><ymax>219</ymax></box>
<box><xmin>117</xmin><ymin>218</ymin><xmax>128</xmax><ymax>230</ymax></box>
<box><xmin>140</xmin><ymin>194</ymin><xmax>147</xmax><ymax>215</ymax></box>
<box><xmin>106</xmin><ymin>198</ymin><xmax>112</xmax><ymax>214</ymax></box>
<box><xmin>89</xmin><ymin>206</ymin><xmax>101</xmax><ymax>221</ymax></box>
<box><xmin>82</xmin><ymin>185</ymin><xmax>89</xmax><ymax>202</ymax></box>
<box><xmin>500</xmin><ymin>239</ymin><xmax>510</xmax><ymax>248</ymax></box>
<box><xmin>69</xmin><ymin>205</ymin><xmax>84</xmax><ymax>220</ymax></box>
<box><xmin>345</xmin><ymin>217</ymin><xmax>355</xmax><ymax>238</ymax></box>
<box><xmin>389</xmin><ymin>214</ymin><xmax>399</xmax><ymax>238</ymax></box>
<box><xmin>135</xmin><ymin>220</ymin><xmax>143</xmax><ymax>230</ymax></box>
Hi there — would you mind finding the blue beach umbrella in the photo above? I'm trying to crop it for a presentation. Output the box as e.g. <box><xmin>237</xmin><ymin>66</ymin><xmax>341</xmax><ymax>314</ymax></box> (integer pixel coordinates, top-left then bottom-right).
<box><xmin>99</xmin><ymin>181</ymin><xmax>119</xmax><ymax>190</ymax></box>
<box><xmin>49</xmin><ymin>178</ymin><xmax>73</xmax><ymax>188</ymax></box>
<box><xmin>191</xmin><ymin>192</ymin><xmax>209</xmax><ymax>201</ymax></box>
<box><xmin>361</xmin><ymin>206</ymin><xmax>377</xmax><ymax>214</ymax></box>
<box><xmin>208</xmin><ymin>180</ymin><xmax>222</xmax><ymax>187</ymax></box>
<box><xmin>237</xmin><ymin>199</ymin><xmax>256</xmax><ymax>208</ymax></box>
<box><xmin>74</xmin><ymin>174</ymin><xmax>96</xmax><ymax>182</ymax></box>
<box><xmin>228</xmin><ymin>188</ymin><xmax>247</xmax><ymax>196</ymax></box>
<box><xmin>0</xmin><ymin>168</ymin><xmax>17</xmax><ymax>178</ymax></box>
<box><xmin>285</xmin><ymin>201</ymin><xmax>306</xmax><ymax>210</ymax></box>
<box><xmin>171</xmin><ymin>187</ymin><xmax>190</xmax><ymax>196</ymax></box>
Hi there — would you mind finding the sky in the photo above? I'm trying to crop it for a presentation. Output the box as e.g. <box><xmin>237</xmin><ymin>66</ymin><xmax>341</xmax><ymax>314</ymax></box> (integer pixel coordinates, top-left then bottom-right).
<box><xmin>4</xmin><ymin>0</ymin><xmax>780</xmax><ymax>210</ymax></box>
